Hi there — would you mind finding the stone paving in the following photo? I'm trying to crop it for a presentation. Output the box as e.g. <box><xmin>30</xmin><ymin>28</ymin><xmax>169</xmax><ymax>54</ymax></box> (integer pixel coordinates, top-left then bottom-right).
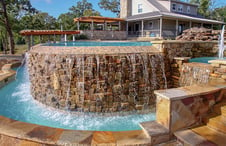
<box><xmin>0</xmin><ymin>116</ymin><xmax>151</xmax><ymax>145</ymax></box>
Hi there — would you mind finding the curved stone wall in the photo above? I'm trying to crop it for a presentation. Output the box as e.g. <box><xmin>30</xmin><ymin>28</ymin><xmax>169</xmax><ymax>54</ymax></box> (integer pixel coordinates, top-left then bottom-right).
<box><xmin>28</xmin><ymin>45</ymin><xmax>168</xmax><ymax>112</ymax></box>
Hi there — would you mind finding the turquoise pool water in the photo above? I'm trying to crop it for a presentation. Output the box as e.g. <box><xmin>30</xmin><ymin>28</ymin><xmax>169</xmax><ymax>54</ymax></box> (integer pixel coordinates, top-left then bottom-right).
<box><xmin>189</xmin><ymin>57</ymin><xmax>226</xmax><ymax>64</ymax></box>
<box><xmin>44</xmin><ymin>41</ymin><xmax>152</xmax><ymax>47</ymax></box>
<box><xmin>0</xmin><ymin>66</ymin><xmax>155</xmax><ymax>131</ymax></box>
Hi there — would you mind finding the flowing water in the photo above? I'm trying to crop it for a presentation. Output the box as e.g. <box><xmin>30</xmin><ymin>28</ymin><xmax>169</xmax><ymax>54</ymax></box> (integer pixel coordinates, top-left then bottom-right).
<box><xmin>0</xmin><ymin>65</ymin><xmax>155</xmax><ymax>131</ymax></box>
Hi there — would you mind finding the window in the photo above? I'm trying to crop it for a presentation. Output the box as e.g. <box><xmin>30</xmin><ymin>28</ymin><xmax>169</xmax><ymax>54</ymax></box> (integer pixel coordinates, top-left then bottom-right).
<box><xmin>138</xmin><ymin>4</ymin><xmax>143</xmax><ymax>13</ymax></box>
<box><xmin>187</xmin><ymin>6</ymin><xmax>190</xmax><ymax>14</ymax></box>
<box><xmin>172</xmin><ymin>3</ymin><xmax>176</xmax><ymax>11</ymax></box>
<box><xmin>178</xmin><ymin>4</ymin><xmax>183</xmax><ymax>12</ymax></box>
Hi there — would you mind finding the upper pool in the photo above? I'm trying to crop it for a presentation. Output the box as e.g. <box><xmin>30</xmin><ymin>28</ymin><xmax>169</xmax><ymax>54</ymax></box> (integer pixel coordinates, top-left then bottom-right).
<box><xmin>43</xmin><ymin>41</ymin><xmax>152</xmax><ymax>47</ymax></box>
<box><xmin>189</xmin><ymin>57</ymin><xmax>226</xmax><ymax>64</ymax></box>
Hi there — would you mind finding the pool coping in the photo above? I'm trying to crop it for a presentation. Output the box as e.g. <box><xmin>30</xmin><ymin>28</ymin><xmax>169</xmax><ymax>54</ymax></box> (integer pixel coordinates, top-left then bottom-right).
<box><xmin>31</xmin><ymin>44</ymin><xmax>161</xmax><ymax>55</ymax></box>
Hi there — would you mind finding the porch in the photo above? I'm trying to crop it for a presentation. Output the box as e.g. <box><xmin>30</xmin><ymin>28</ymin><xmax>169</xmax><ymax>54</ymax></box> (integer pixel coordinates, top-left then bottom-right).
<box><xmin>126</xmin><ymin>16</ymin><xmax>223</xmax><ymax>39</ymax></box>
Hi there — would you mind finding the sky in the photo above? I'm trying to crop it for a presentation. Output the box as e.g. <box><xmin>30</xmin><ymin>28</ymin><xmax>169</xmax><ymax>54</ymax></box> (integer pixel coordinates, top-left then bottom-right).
<box><xmin>30</xmin><ymin>0</ymin><xmax>117</xmax><ymax>18</ymax></box>
<box><xmin>30</xmin><ymin>0</ymin><xmax>226</xmax><ymax>19</ymax></box>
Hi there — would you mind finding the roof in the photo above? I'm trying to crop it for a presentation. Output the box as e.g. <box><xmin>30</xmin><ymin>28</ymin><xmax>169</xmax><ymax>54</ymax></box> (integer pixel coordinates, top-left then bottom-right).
<box><xmin>147</xmin><ymin>0</ymin><xmax>169</xmax><ymax>12</ymax></box>
<box><xmin>126</xmin><ymin>11</ymin><xmax>224</xmax><ymax>24</ymax></box>
<box><xmin>74</xmin><ymin>16</ymin><xmax>125</xmax><ymax>23</ymax></box>
<box><xmin>20</xmin><ymin>30</ymin><xmax>80</xmax><ymax>36</ymax></box>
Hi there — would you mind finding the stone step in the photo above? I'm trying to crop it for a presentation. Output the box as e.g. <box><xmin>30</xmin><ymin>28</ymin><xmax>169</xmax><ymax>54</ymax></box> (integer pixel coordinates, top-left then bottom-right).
<box><xmin>139</xmin><ymin>121</ymin><xmax>170</xmax><ymax>145</ymax></box>
<box><xmin>207</xmin><ymin>116</ymin><xmax>226</xmax><ymax>134</ymax></box>
<box><xmin>221</xmin><ymin>105</ymin><xmax>226</xmax><ymax>117</ymax></box>
<box><xmin>192</xmin><ymin>125</ymin><xmax>226</xmax><ymax>146</ymax></box>
<box><xmin>174</xmin><ymin>129</ymin><xmax>216</xmax><ymax>146</ymax></box>
<box><xmin>202</xmin><ymin>112</ymin><xmax>218</xmax><ymax>124</ymax></box>
<box><xmin>213</xmin><ymin>101</ymin><xmax>226</xmax><ymax>115</ymax></box>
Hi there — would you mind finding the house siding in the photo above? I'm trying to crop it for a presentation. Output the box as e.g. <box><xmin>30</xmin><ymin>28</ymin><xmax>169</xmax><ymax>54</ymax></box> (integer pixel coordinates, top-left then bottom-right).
<box><xmin>132</xmin><ymin>0</ymin><xmax>158</xmax><ymax>15</ymax></box>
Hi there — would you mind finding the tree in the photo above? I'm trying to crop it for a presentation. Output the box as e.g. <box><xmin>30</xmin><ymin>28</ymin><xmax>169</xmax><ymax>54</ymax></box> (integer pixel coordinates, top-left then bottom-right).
<box><xmin>98</xmin><ymin>0</ymin><xmax>120</xmax><ymax>17</ymax></box>
<box><xmin>0</xmin><ymin>0</ymin><xmax>36</xmax><ymax>54</ymax></box>
<box><xmin>198</xmin><ymin>0</ymin><xmax>211</xmax><ymax>18</ymax></box>
<box><xmin>69</xmin><ymin>0</ymin><xmax>93</xmax><ymax>17</ymax></box>
<box><xmin>58</xmin><ymin>0</ymin><xmax>101</xmax><ymax>30</ymax></box>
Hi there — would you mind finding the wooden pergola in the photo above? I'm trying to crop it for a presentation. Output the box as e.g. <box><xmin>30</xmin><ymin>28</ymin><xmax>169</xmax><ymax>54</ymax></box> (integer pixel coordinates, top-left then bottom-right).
<box><xmin>74</xmin><ymin>16</ymin><xmax>125</xmax><ymax>31</ymax></box>
<box><xmin>20</xmin><ymin>30</ymin><xmax>80</xmax><ymax>50</ymax></box>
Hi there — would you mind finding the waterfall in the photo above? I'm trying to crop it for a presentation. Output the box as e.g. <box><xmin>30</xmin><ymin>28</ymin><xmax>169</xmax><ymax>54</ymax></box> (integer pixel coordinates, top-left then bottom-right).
<box><xmin>158</xmin><ymin>55</ymin><xmax>168</xmax><ymax>89</ymax></box>
<box><xmin>65</xmin><ymin>58</ymin><xmax>73</xmax><ymax>110</ymax></box>
<box><xmin>180</xmin><ymin>63</ymin><xmax>212</xmax><ymax>86</ymax></box>
<box><xmin>219</xmin><ymin>25</ymin><xmax>225</xmax><ymax>59</ymax></box>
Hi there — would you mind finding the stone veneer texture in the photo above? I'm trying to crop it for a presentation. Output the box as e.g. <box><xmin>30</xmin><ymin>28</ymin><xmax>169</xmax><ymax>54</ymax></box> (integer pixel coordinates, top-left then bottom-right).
<box><xmin>28</xmin><ymin>46</ymin><xmax>168</xmax><ymax>113</ymax></box>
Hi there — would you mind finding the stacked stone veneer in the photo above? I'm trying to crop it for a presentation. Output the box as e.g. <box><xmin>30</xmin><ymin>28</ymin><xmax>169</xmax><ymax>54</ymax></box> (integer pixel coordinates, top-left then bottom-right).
<box><xmin>81</xmin><ymin>30</ymin><xmax>127</xmax><ymax>40</ymax></box>
<box><xmin>209</xmin><ymin>60</ymin><xmax>226</xmax><ymax>82</ymax></box>
<box><xmin>28</xmin><ymin>45</ymin><xmax>169</xmax><ymax>113</ymax></box>
<box><xmin>152</xmin><ymin>41</ymin><xmax>219</xmax><ymax>60</ymax></box>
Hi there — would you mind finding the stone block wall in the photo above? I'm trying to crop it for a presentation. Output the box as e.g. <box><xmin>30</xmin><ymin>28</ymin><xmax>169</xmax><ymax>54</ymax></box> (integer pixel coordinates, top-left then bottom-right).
<box><xmin>152</xmin><ymin>41</ymin><xmax>221</xmax><ymax>87</ymax></box>
<box><xmin>209</xmin><ymin>60</ymin><xmax>226</xmax><ymax>82</ymax></box>
<box><xmin>81</xmin><ymin>30</ymin><xmax>127</xmax><ymax>40</ymax></box>
<box><xmin>28</xmin><ymin>46</ymin><xmax>170</xmax><ymax>113</ymax></box>
<box><xmin>154</xmin><ymin>84</ymin><xmax>225</xmax><ymax>135</ymax></box>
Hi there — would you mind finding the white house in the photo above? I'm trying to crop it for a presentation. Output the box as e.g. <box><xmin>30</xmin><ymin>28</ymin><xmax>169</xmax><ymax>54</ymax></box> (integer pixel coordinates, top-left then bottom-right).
<box><xmin>120</xmin><ymin>0</ymin><xmax>224</xmax><ymax>38</ymax></box>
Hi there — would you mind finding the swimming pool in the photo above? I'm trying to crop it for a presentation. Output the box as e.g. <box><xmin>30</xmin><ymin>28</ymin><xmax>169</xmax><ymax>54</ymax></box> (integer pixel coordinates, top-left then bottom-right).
<box><xmin>0</xmin><ymin>66</ymin><xmax>155</xmax><ymax>131</ymax></box>
<box><xmin>189</xmin><ymin>57</ymin><xmax>226</xmax><ymax>64</ymax></box>
<box><xmin>44</xmin><ymin>41</ymin><xmax>152</xmax><ymax>47</ymax></box>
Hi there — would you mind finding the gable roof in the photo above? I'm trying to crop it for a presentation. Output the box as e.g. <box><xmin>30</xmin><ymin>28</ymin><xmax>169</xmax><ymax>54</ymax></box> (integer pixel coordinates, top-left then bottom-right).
<box><xmin>147</xmin><ymin>0</ymin><xmax>169</xmax><ymax>12</ymax></box>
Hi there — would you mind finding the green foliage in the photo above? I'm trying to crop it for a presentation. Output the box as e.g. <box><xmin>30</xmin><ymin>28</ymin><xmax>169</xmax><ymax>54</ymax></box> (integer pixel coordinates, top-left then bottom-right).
<box><xmin>75</xmin><ymin>34</ymin><xmax>88</xmax><ymax>40</ymax></box>
<box><xmin>98</xmin><ymin>0</ymin><xmax>120</xmax><ymax>16</ymax></box>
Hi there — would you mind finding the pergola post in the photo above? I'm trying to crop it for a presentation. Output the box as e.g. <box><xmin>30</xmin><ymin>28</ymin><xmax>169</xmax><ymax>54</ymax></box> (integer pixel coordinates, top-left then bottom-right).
<box><xmin>77</xmin><ymin>21</ymin><xmax>80</xmax><ymax>30</ymax></box>
<box><xmin>53</xmin><ymin>34</ymin><xmax>56</xmax><ymax>43</ymax></box>
<box><xmin>91</xmin><ymin>20</ymin><xmax>94</xmax><ymax>38</ymax></box>
<box><xmin>159</xmin><ymin>17</ymin><xmax>163</xmax><ymax>38</ymax></box>
<box><xmin>31</xmin><ymin>35</ymin><xmax>34</xmax><ymax>47</ymax></box>
<box><xmin>27</xmin><ymin>36</ymin><xmax>31</xmax><ymax>50</ymax></box>
<box><xmin>119</xmin><ymin>21</ymin><xmax>121</xmax><ymax>31</ymax></box>
<box><xmin>73</xmin><ymin>35</ymin><xmax>75</xmax><ymax>41</ymax></box>
<box><xmin>64</xmin><ymin>34</ymin><xmax>67</xmax><ymax>42</ymax></box>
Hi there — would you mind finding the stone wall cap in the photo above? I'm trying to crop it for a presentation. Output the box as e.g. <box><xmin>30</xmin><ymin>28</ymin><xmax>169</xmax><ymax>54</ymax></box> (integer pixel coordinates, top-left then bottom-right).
<box><xmin>30</xmin><ymin>44</ymin><xmax>160</xmax><ymax>55</ymax></box>
<box><xmin>154</xmin><ymin>82</ymin><xmax>226</xmax><ymax>101</ymax></box>
<box><xmin>174</xmin><ymin>57</ymin><xmax>191</xmax><ymax>60</ymax></box>
<box><xmin>208</xmin><ymin>59</ymin><xmax>226</xmax><ymax>65</ymax></box>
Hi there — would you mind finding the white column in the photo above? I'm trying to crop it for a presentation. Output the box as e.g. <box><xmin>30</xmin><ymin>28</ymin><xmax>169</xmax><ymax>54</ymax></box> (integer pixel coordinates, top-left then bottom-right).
<box><xmin>73</xmin><ymin>35</ymin><xmax>75</xmax><ymax>41</ymax></box>
<box><xmin>176</xmin><ymin>19</ymin><xmax>178</xmax><ymax>36</ymax></box>
<box><xmin>141</xmin><ymin>20</ymin><xmax>144</xmax><ymax>37</ymax></box>
<box><xmin>160</xmin><ymin>17</ymin><xmax>163</xmax><ymax>38</ymax></box>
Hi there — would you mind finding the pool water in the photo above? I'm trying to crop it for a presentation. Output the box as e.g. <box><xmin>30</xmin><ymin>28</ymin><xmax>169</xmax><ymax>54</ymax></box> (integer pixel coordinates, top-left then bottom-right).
<box><xmin>44</xmin><ymin>41</ymin><xmax>152</xmax><ymax>47</ymax></box>
<box><xmin>189</xmin><ymin>57</ymin><xmax>226</xmax><ymax>64</ymax></box>
<box><xmin>0</xmin><ymin>65</ymin><xmax>155</xmax><ymax>131</ymax></box>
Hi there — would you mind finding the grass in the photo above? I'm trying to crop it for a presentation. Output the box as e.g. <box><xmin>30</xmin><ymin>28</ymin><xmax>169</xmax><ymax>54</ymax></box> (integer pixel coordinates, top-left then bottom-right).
<box><xmin>0</xmin><ymin>44</ymin><xmax>28</xmax><ymax>55</ymax></box>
